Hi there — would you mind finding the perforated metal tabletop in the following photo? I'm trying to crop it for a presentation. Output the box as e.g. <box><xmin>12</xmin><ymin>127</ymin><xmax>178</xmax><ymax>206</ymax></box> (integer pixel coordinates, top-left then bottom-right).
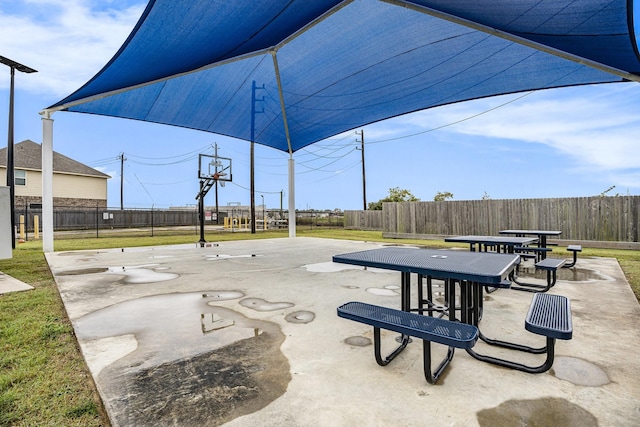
<box><xmin>333</xmin><ymin>247</ymin><xmax>519</xmax><ymax>285</ymax></box>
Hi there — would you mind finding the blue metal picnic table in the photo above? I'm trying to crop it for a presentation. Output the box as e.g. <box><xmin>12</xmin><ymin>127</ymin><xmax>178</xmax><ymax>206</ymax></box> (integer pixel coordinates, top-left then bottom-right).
<box><xmin>333</xmin><ymin>246</ymin><xmax>519</xmax><ymax>323</ymax></box>
<box><xmin>444</xmin><ymin>235</ymin><xmax>537</xmax><ymax>254</ymax></box>
<box><xmin>333</xmin><ymin>246</ymin><xmax>571</xmax><ymax>374</ymax></box>
<box><xmin>499</xmin><ymin>230</ymin><xmax>562</xmax><ymax>259</ymax></box>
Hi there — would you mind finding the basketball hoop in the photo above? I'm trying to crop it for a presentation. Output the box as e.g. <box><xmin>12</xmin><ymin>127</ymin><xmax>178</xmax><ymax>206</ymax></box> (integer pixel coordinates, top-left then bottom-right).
<box><xmin>199</xmin><ymin>153</ymin><xmax>231</xmax><ymax>186</ymax></box>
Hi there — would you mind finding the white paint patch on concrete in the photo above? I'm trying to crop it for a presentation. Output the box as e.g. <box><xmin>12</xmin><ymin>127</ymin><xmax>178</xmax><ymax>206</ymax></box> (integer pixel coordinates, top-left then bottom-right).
<box><xmin>302</xmin><ymin>262</ymin><xmax>393</xmax><ymax>274</ymax></box>
<box><xmin>553</xmin><ymin>356</ymin><xmax>610</xmax><ymax>386</ymax></box>
<box><xmin>81</xmin><ymin>334</ymin><xmax>138</xmax><ymax>377</ymax></box>
<box><xmin>366</xmin><ymin>287</ymin><xmax>398</xmax><ymax>296</ymax></box>
<box><xmin>206</xmin><ymin>254</ymin><xmax>262</xmax><ymax>260</ymax></box>
<box><xmin>106</xmin><ymin>265</ymin><xmax>179</xmax><ymax>284</ymax></box>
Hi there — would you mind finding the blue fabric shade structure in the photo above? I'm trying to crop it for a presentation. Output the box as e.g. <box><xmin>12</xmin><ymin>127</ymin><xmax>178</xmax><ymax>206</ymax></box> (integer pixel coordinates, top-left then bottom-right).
<box><xmin>39</xmin><ymin>0</ymin><xmax>640</xmax><ymax>250</ymax></box>
<box><xmin>47</xmin><ymin>0</ymin><xmax>640</xmax><ymax>154</ymax></box>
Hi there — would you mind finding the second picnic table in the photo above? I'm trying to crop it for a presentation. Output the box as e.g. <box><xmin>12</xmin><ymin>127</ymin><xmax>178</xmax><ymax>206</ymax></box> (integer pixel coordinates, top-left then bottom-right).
<box><xmin>499</xmin><ymin>230</ymin><xmax>562</xmax><ymax>260</ymax></box>
<box><xmin>444</xmin><ymin>235</ymin><xmax>537</xmax><ymax>254</ymax></box>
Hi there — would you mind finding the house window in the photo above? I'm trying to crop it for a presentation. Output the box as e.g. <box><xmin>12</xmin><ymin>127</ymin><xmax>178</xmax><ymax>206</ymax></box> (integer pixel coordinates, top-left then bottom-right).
<box><xmin>15</xmin><ymin>170</ymin><xmax>26</xmax><ymax>186</ymax></box>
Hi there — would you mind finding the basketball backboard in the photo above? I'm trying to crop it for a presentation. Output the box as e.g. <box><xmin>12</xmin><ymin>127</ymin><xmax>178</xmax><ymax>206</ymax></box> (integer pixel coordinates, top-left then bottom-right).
<box><xmin>198</xmin><ymin>154</ymin><xmax>232</xmax><ymax>182</ymax></box>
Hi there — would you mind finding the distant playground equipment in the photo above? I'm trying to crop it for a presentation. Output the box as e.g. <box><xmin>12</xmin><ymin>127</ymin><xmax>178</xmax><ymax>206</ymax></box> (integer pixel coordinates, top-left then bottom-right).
<box><xmin>222</xmin><ymin>213</ymin><xmax>287</xmax><ymax>230</ymax></box>
<box><xmin>16</xmin><ymin>214</ymin><xmax>40</xmax><ymax>243</ymax></box>
<box><xmin>223</xmin><ymin>216</ymin><xmax>250</xmax><ymax>229</ymax></box>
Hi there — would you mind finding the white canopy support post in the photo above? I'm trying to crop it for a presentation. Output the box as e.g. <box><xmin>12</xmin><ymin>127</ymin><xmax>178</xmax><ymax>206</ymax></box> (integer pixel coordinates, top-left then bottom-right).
<box><xmin>271</xmin><ymin>49</ymin><xmax>297</xmax><ymax>237</ymax></box>
<box><xmin>41</xmin><ymin>111</ymin><xmax>54</xmax><ymax>252</ymax></box>
<box><xmin>288</xmin><ymin>157</ymin><xmax>296</xmax><ymax>237</ymax></box>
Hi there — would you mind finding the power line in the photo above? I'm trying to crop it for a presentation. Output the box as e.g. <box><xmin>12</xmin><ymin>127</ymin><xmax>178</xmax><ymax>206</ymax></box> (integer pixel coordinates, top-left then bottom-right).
<box><xmin>228</xmin><ymin>180</ymin><xmax>283</xmax><ymax>194</ymax></box>
<box><xmin>139</xmin><ymin>177</ymin><xmax>195</xmax><ymax>186</ymax></box>
<box><xmin>134</xmin><ymin>173</ymin><xmax>154</xmax><ymax>203</ymax></box>
<box><xmin>303</xmin><ymin>160</ymin><xmax>362</xmax><ymax>184</ymax></box>
<box><xmin>127</xmin><ymin>154</ymin><xmax>200</xmax><ymax>166</ymax></box>
<box><xmin>296</xmin><ymin>148</ymin><xmax>357</xmax><ymax>173</ymax></box>
<box><xmin>366</xmin><ymin>91</ymin><xmax>534</xmax><ymax>145</ymax></box>
<box><xmin>126</xmin><ymin>143</ymin><xmax>213</xmax><ymax>160</ymax></box>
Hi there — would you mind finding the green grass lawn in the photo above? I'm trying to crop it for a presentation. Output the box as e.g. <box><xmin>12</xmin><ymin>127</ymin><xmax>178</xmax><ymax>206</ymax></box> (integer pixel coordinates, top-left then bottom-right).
<box><xmin>1</xmin><ymin>229</ymin><xmax>638</xmax><ymax>426</ymax></box>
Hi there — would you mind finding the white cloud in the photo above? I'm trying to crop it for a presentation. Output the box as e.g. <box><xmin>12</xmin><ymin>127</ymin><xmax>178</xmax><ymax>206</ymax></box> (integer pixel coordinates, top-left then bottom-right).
<box><xmin>94</xmin><ymin>166</ymin><xmax>116</xmax><ymax>179</ymax></box>
<box><xmin>0</xmin><ymin>0</ymin><xmax>144</xmax><ymax>97</ymax></box>
<box><xmin>379</xmin><ymin>84</ymin><xmax>640</xmax><ymax>172</ymax></box>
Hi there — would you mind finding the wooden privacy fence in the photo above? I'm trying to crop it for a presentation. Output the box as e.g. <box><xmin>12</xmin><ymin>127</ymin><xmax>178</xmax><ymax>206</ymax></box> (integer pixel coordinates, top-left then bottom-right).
<box><xmin>344</xmin><ymin>209</ymin><xmax>384</xmax><ymax>230</ymax></box>
<box><xmin>346</xmin><ymin>196</ymin><xmax>640</xmax><ymax>243</ymax></box>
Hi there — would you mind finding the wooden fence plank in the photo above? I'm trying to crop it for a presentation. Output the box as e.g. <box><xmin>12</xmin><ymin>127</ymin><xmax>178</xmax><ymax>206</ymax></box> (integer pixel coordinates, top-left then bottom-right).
<box><xmin>346</xmin><ymin>196</ymin><xmax>640</xmax><ymax>243</ymax></box>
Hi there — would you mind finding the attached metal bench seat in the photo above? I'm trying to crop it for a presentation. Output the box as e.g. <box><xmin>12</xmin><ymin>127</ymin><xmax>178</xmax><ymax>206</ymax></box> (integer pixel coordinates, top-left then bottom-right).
<box><xmin>468</xmin><ymin>293</ymin><xmax>572</xmax><ymax>373</ymax></box>
<box><xmin>514</xmin><ymin>245</ymin><xmax>552</xmax><ymax>262</ymax></box>
<box><xmin>511</xmin><ymin>258</ymin><xmax>565</xmax><ymax>293</ymax></box>
<box><xmin>525</xmin><ymin>293</ymin><xmax>573</xmax><ymax>340</ymax></box>
<box><xmin>337</xmin><ymin>301</ymin><xmax>478</xmax><ymax>384</ymax></box>
<box><xmin>563</xmin><ymin>245</ymin><xmax>582</xmax><ymax>268</ymax></box>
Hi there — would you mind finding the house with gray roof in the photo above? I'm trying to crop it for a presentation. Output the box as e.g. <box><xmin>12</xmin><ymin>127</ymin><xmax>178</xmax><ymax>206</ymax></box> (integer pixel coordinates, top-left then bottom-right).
<box><xmin>0</xmin><ymin>140</ymin><xmax>110</xmax><ymax>209</ymax></box>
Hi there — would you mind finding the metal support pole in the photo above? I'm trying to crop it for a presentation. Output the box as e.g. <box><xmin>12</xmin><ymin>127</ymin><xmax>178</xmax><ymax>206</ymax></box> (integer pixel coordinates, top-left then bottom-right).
<box><xmin>198</xmin><ymin>180</ymin><xmax>206</xmax><ymax>246</ymax></box>
<box><xmin>1</xmin><ymin>57</ymin><xmax>36</xmax><ymax>248</ymax></box>
<box><xmin>214</xmin><ymin>144</ymin><xmax>219</xmax><ymax>225</ymax></box>
<box><xmin>288</xmin><ymin>158</ymin><xmax>296</xmax><ymax>237</ymax></box>
<box><xmin>250</xmin><ymin>140</ymin><xmax>255</xmax><ymax>233</ymax></box>
<box><xmin>6</xmin><ymin>67</ymin><xmax>15</xmax><ymax>248</ymax></box>
<box><xmin>250</xmin><ymin>81</ymin><xmax>256</xmax><ymax>234</ymax></box>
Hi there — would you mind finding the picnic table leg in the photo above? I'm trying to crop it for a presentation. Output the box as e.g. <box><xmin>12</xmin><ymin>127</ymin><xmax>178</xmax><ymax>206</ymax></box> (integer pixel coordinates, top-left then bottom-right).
<box><xmin>510</xmin><ymin>267</ymin><xmax>558</xmax><ymax>293</ymax></box>
<box><xmin>423</xmin><ymin>340</ymin><xmax>455</xmax><ymax>384</ymax></box>
<box><xmin>457</xmin><ymin>282</ymin><xmax>484</xmax><ymax>327</ymax></box>
<box><xmin>418</xmin><ymin>275</ymin><xmax>438</xmax><ymax>316</ymax></box>
<box><xmin>447</xmin><ymin>278</ymin><xmax>457</xmax><ymax>321</ymax></box>
<box><xmin>374</xmin><ymin>327</ymin><xmax>411</xmax><ymax>366</ymax></box>
<box><xmin>396</xmin><ymin>271</ymin><xmax>413</xmax><ymax>343</ymax></box>
<box><xmin>473</xmin><ymin>282</ymin><xmax>483</xmax><ymax>325</ymax></box>
<box><xmin>401</xmin><ymin>272</ymin><xmax>411</xmax><ymax>312</ymax></box>
<box><xmin>466</xmin><ymin>338</ymin><xmax>556</xmax><ymax>374</ymax></box>
<box><xmin>418</xmin><ymin>274</ymin><xmax>424</xmax><ymax>315</ymax></box>
<box><xmin>477</xmin><ymin>330</ymin><xmax>546</xmax><ymax>354</ymax></box>
<box><xmin>460</xmin><ymin>280</ymin><xmax>468</xmax><ymax>324</ymax></box>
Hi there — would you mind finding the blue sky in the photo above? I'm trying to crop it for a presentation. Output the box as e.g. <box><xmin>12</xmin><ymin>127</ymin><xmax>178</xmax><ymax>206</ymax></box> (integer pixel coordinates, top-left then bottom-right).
<box><xmin>1</xmin><ymin>0</ymin><xmax>640</xmax><ymax>211</ymax></box>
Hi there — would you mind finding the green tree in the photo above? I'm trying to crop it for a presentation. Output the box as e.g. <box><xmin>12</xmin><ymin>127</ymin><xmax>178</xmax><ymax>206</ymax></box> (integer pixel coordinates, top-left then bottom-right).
<box><xmin>599</xmin><ymin>185</ymin><xmax>621</xmax><ymax>197</ymax></box>
<box><xmin>368</xmin><ymin>187</ymin><xmax>419</xmax><ymax>210</ymax></box>
<box><xmin>433</xmin><ymin>191</ymin><xmax>454</xmax><ymax>202</ymax></box>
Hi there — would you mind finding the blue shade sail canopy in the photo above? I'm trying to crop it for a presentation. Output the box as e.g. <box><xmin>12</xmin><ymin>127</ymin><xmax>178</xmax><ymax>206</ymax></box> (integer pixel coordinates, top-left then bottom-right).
<box><xmin>48</xmin><ymin>0</ymin><xmax>640</xmax><ymax>153</ymax></box>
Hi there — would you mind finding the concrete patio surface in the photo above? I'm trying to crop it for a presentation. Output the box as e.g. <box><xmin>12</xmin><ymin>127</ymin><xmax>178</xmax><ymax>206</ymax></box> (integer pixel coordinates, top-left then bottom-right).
<box><xmin>45</xmin><ymin>237</ymin><xmax>640</xmax><ymax>426</ymax></box>
<box><xmin>0</xmin><ymin>271</ymin><xmax>34</xmax><ymax>294</ymax></box>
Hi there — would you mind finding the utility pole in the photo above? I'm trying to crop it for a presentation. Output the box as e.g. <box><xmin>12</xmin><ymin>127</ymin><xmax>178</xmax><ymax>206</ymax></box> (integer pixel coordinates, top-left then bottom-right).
<box><xmin>119</xmin><ymin>152</ymin><xmax>126</xmax><ymax>210</ymax></box>
<box><xmin>356</xmin><ymin>130</ymin><xmax>367</xmax><ymax>210</ymax></box>
<box><xmin>250</xmin><ymin>81</ymin><xmax>264</xmax><ymax>233</ymax></box>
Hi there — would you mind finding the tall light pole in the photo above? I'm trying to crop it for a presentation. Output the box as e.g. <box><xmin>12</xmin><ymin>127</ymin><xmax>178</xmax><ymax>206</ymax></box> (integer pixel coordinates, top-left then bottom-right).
<box><xmin>119</xmin><ymin>152</ymin><xmax>126</xmax><ymax>210</ymax></box>
<box><xmin>1</xmin><ymin>56</ymin><xmax>37</xmax><ymax>249</ymax></box>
